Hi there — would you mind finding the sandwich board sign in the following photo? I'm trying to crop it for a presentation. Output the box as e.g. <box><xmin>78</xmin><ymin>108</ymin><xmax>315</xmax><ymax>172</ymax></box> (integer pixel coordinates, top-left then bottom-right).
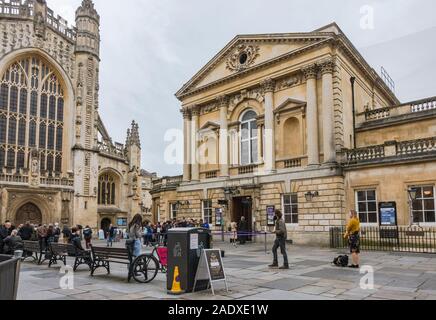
<box><xmin>193</xmin><ymin>249</ymin><xmax>228</xmax><ymax>295</ymax></box>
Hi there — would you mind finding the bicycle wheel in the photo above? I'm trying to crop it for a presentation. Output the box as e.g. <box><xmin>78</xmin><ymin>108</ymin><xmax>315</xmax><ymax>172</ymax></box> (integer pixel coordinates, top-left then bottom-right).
<box><xmin>131</xmin><ymin>254</ymin><xmax>159</xmax><ymax>283</ymax></box>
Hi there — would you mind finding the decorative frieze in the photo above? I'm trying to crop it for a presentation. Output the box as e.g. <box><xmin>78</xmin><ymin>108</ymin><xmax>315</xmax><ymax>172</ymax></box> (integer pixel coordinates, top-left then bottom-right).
<box><xmin>275</xmin><ymin>74</ymin><xmax>303</xmax><ymax>91</ymax></box>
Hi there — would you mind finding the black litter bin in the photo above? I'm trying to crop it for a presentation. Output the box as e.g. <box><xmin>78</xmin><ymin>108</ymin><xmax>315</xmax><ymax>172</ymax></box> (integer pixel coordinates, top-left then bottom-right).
<box><xmin>167</xmin><ymin>228</ymin><xmax>211</xmax><ymax>294</ymax></box>
<box><xmin>0</xmin><ymin>255</ymin><xmax>21</xmax><ymax>301</ymax></box>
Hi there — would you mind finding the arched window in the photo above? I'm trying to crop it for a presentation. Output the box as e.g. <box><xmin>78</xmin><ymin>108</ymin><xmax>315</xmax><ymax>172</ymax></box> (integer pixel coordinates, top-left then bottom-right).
<box><xmin>240</xmin><ymin>110</ymin><xmax>258</xmax><ymax>165</ymax></box>
<box><xmin>0</xmin><ymin>56</ymin><xmax>65</xmax><ymax>173</ymax></box>
<box><xmin>98</xmin><ymin>173</ymin><xmax>117</xmax><ymax>206</ymax></box>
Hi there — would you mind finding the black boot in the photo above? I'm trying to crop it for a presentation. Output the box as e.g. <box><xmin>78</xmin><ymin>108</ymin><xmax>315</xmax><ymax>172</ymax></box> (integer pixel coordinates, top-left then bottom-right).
<box><xmin>268</xmin><ymin>262</ymin><xmax>279</xmax><ymax>268</ymax></box>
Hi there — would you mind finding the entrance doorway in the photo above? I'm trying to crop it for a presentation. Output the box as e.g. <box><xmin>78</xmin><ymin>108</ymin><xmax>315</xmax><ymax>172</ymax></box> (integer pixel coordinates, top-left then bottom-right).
<box><xmin>100</xmin><ymin>218</ymin><xmax>112</xmax><ymax>237</ymax></box>
<box><xmin>232</xmin><ymin>196</ymin><xmax>253</xmax><ymax>241</ymax></box>
<box><xmin>15</xmin><ymin>203</ymin><xmax>42</xmax><ymax>225</ymax></box>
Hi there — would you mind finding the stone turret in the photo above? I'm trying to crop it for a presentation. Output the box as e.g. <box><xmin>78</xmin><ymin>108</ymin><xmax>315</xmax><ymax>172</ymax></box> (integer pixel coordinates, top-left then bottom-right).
<box><xmin>126</xmin><ymin>121</ymin><xmax>141</xmax><ymax>170</ymax></box>
<box><xmin>75</xmin><ymin>0</ymin><xmax>100</xmax><ymax>58</ymax></box>
<box><xmin>72</xmin><ymin>0</ymin><xmax>101</xmax><ymax>227</ymax></box>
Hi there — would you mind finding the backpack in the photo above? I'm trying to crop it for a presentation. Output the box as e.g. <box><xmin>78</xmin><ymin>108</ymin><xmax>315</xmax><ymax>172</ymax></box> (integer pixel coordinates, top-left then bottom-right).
<box><xmin>83</xmin><ymin>229</ymin><xmax>92</xmax><ymax>238</ymax></box>
<box><xmin>333</xmin><ymin>255</ymin><xmax>349</xmax><ymax>267</ymax></box>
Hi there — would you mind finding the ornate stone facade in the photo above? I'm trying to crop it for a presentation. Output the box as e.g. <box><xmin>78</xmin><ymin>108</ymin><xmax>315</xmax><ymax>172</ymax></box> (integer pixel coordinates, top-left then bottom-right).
<box><xmin>0</xmin><ymin>0</ymin><xmax>154</xmax><ymax>231</ymax></box>
<box><xmin>153</xmin><ymin>23</ymin><xmax>436</xmax><ymax>246</ymax></box>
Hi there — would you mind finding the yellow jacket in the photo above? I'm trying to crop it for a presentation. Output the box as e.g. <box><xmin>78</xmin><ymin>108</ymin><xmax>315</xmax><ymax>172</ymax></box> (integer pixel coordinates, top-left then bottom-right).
<box><xmin>344</xmin><ymin>217</ymin><xmax>360</xmax><ymax>239</ymax></box>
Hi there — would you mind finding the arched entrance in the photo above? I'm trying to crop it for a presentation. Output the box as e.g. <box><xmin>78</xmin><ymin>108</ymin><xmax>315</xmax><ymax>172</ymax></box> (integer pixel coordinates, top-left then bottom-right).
<box><xmin>15</xmin><ymin>203</ymin><xmax>42</xmax><ymax>225</ymax></box>
<box><xmin>100</xmin><ymin>218</ymin><xmax>112</xmax><ymax>237</ymax></box>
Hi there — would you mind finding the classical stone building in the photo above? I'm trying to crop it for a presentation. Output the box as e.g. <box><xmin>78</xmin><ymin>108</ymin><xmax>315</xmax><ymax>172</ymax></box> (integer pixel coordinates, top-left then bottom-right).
<box><xmin>0</xmin><ymin>0</ymin><xmax>154</xmax><ymax>231</ymax></box>
<box><xmin>152</xmin><ymin>23</ymin><xmax>436</xmax><ymax>245</ymax></box>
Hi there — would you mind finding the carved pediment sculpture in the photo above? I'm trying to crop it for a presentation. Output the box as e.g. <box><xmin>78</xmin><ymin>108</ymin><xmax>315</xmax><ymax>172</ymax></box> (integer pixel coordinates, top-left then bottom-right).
<box><xmin>226</xmin><ymin>44</ymin><xmax>260</xmax><ymax>72</ymax></box>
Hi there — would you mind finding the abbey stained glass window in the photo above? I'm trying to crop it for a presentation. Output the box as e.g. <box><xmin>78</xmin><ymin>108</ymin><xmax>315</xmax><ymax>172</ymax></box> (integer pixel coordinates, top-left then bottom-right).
<box><xmin>98</xmin><ymin>174</ymin><xmax>116</xmax><ymax>206</ymax></box>
<box><xmin>0</xmin><ymin>56</ymin><xmax>65</xmax><ymax>172</ymax></box>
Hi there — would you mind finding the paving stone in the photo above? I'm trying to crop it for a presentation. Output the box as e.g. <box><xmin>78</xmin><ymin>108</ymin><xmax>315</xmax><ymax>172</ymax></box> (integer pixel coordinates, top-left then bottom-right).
<box><xmin>294</xmin><ymin>285</ymin><xmax>331</xmax><ymax>295</ymax></box>
<box><xmin>71</xmin><ymin>292</ymin><xmax>107</xmax><ymax>300</ymax></box>
<box><xmin>259</xmin><ymin>278</ymin><xmax>316</xmax><ymax>291</ymax></box>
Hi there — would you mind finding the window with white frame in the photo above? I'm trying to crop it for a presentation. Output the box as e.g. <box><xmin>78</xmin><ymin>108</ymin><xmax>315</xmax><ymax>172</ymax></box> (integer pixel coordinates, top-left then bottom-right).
<box><xmin>411</xmin><ymin>186</ymin><xmax>435</xmax><ymax>224</ymax></box>
<box><xmin>282</xmin><ymin>194</ymin><xmax>298</xmax><ymax>224</ymax></box>
<box><xmin>356</xmin><ymin>190</ymin><xmax>378</xmax><ymax>224</ymax></box>
<box><xmin>240</xmin><ymin>110</ymin><xmax>258</xmax><ymax>165</ymax></box>
<box><xmin>170</xmin><ymin>203</ymin><xmax>178</xmax><ymax>220</ymax></box>
<box><xmin>202</xmin><ymin>200</ymin><xmax>213</xmax><ymax>224</ymax></box>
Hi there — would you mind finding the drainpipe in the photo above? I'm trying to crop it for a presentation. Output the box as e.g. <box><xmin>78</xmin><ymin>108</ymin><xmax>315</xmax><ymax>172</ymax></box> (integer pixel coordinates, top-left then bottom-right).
<box><xmin>350</xmin><ymin>77</ymin><xmax>356</xmax><ymax>149</ymax></box>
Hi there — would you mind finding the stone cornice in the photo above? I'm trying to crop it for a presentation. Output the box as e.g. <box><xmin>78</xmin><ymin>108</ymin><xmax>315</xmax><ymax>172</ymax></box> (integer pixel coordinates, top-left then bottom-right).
<box><xmin>176</xmin><ymin>37</ymin><xmax>334</xmax><ymax>100</ymax></box>
<box><xmin>176</xmin><ymin>30</ymin><xmax>400</xmax><ymax>106</ymax></box>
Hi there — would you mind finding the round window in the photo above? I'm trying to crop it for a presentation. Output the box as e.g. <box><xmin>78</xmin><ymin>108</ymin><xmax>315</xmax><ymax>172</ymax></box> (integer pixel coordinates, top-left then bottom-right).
<box><xmin>239</xmin><ymin>53</ymin><xmax>248</xmax><ymax>65</ymax></box>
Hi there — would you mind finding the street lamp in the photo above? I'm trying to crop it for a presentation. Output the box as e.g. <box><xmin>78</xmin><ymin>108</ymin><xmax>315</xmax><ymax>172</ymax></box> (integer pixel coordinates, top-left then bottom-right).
<box><xmin>407</xmin><ymin>187</ymin><xmax>419</xmax><ymax>226</ymax></box>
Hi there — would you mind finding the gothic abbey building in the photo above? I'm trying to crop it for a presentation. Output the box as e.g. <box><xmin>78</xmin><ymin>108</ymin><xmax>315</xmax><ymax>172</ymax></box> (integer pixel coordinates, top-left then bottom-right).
<box><xmin>151</xmin><ymin>23</ymin><xmax>436</xmax><ymax>245</ymax></box>
<box><xmin>0</xmin><ymin>0</ymin><xmax>153</xmax><ymax>231</ymax></box>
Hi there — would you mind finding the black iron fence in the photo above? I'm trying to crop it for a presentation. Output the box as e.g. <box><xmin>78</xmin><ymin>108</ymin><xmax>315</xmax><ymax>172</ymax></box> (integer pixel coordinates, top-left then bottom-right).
<box><xmin>330</xmin><ymin>226</ymin><xmax>436</xmax><ymax>254</ymax></box>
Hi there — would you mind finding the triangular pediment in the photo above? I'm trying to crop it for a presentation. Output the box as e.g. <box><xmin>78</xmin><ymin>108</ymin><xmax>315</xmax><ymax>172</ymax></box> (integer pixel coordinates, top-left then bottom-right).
<box><xmin>176</xmin><ymin>24</ymin><xmax>342</xmax><ymax>99</ymax></box>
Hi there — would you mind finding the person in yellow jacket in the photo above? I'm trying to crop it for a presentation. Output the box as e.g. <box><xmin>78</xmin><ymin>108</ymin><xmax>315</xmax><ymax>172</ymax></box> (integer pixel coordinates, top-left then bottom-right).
<box><xmin>344</xmin><ymin>210</ymin><xmax>361</xmax><ymax>268</ymax></box>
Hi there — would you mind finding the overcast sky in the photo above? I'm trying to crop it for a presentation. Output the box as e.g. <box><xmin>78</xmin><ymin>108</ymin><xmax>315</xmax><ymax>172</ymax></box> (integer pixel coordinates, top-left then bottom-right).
<box><xmin>46</xmin><ymin>0</ymin><xmax>436</xmax><ymax>176</ymax></box>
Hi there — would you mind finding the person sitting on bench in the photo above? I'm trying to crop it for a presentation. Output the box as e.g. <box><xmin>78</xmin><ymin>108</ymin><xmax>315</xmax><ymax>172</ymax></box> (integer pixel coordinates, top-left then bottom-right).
<box><xmin>70</xmin><ymin>227</ymin><xmax>86</xmax><ymax>251</ymax></box>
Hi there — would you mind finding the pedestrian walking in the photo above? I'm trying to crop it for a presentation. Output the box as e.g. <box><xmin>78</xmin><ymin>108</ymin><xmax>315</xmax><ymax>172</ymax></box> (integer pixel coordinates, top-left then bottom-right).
<box><xmin>83</xmin><ymin>225</ymin><xmax>93</xmax><ymax>249</ymax></box>
<box><xmin>269</xmin><ymin>210</ymin><xmax>289</xmax><ymax>270</ymax></box>
<box><xmin>230</xmin><ymin>221</ymin><xmax>238</xmax><ymax>247</ymax></box>
<box><xmin>106</xmin><ymin>224</ymin><xmax>116</xmax><ymax>247</ymax></box>
<box><xmin>344</xmin><ymin>210</ymin><xmax>361</xmax><ymax>269</ymax></box>
<box><xmin>238</xmin><ymin>216</ymin><xmax>248</xmax><ymax>245</ymax></box>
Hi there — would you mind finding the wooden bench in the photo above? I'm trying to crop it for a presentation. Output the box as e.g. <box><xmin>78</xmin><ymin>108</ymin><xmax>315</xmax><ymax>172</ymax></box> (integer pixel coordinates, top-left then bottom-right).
<box><xmin>66</xmin><ymin>245</ymin><xmax>93</xmax><ymax>271</ymax></box>
<box><xmin>90</xmin><ymin>245</ymin><xmax>159</xmax><ymax>283</ymax></box>
<box><xmin>48</xmin><ymin>243</ymin><xmax>69</xmax><ymax>268</ymax></box>
<box><xmin>22</xmin><ymin>241</ymin><xmax>47</xmax><ymax>265</ymax></box>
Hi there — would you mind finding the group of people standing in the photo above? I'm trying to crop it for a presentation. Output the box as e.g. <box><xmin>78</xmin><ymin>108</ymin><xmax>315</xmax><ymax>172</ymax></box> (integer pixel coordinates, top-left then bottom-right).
<box><xmin>0</xmin><ymin>220</ymin><xmax>94</xmax><ymax>255</ymax></box>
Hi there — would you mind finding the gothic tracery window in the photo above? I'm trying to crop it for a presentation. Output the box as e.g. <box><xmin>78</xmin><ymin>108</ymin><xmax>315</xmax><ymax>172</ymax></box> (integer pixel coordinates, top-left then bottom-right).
<box><xmin>98</xmin><ymin>173</ymin><xmax>117</xmax><ymax>206</ymax></box>
<box><xmin>0</xmin><ymin>56</ymin><xmax>65</xmax><ymax>172</ymax></box>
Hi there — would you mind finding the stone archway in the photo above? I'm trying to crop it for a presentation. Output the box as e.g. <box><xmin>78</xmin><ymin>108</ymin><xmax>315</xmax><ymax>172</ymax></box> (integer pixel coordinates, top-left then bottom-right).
<box><xmin>15</xmin><ymin>203</ymin><xmax>42</xmax><ymax>225</ymax></box>
<box><xmin>100</xmin><ymin>218</ymin><xmax>112</xmax><ymax>237</ymax></box>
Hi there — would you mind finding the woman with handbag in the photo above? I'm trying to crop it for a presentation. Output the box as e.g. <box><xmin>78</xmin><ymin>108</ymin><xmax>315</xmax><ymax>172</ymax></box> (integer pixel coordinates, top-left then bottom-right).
<box><xmin>344</xmin><ymin>210</ymin><xmax>361</xmax><ymax>269</ymax></box>
<box><xmin>126</xmin><ymin>214</ymin><xmax>143</xmax><ymax>258</ymax></box>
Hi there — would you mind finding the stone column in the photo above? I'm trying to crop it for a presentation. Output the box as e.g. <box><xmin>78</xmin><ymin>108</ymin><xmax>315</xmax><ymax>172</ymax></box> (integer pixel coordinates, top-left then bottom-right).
<box><xmin>218</xmin><ymin>95</ymin><xmax>229</xmax><ymax>177</ymax></box>
<box><xmin>320</xmin><ymin>58</ymin><xmax>336</xmax><ymax>164</ymax></box>
<box><xmin>262</xmin><ymin>78</ymin><xmax>276</xmax><ymax>174</ymax></box>
<box><xmin>191</xmin><ymin>105</ymin><xmax>200</xmax><ymax>181</ymax></box>
<box><xmin>182</xmin><ymin>108</ymin><xmax>191</xmax><ymax>182</ymax></box>
<box><xmin>302</xmin><ymin>64</ymin><xmax>320</xmax><ymax>166</ymax></box>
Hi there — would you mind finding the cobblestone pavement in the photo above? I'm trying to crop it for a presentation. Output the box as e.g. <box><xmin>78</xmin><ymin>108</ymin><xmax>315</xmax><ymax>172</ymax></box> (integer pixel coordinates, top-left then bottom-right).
<box><xmin>17</xmin><ymin>240</ymin><xmax>436</xmax><ymax>300</ymax></box>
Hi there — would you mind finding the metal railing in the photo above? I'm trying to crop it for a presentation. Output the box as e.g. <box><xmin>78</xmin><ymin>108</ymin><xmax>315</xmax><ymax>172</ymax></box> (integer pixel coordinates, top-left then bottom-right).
<box><xmin>330</xmin><ymin>226</ymin><xmax>436</xmax><ymax>254</ymax></box>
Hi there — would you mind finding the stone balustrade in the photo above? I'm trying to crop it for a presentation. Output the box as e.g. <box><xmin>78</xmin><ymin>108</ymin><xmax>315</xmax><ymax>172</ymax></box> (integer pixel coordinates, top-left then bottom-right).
<box><xmin>0</xmin><ymin>0</ymin><xmax>77</xmax><ymax>41</ymax></box>
<box><xmin>204</xmin><ymin>170</ymin><xmax>219</xmax><ymax>179</ymax></box>
<box><xmin>357</xmin><ymin>96</ymin><xmax>436</xmax><ymax>124</ymax></box>
<box><xmin>283</xmin><ymin>157</ymin><xmax>303</xmax><ymax>168</ymax></box>
<box><xmin>97</xmin><ymin>141</ymin><xmax>126</xmax><ymax>160</ymax></box>
<box><xmin>343</xmin><ymin>145</ymin><xmax>385</xmax><ymax>164</ymax></box>
<box><xmin>396</xmin><ymin>137</ymin><xmax>436</xmax><ymax>156</ymax></box>
<box><xmin>343</xmin><ymin>136</ymin><xmax>436</xmax><ymax>166</ymax></box>
<box><xmin>238</xmin><ymin>164</ymin><xmax>258</xmax><ymax>175</ymax></box>
<box><xmin>151</xmin><ymin>175</ymin><xmax>183</xmax><ymax>192</ymax></box>
<box><xmin>0</xmin><ymin>169</ymin><xmax>74</xmax><ymax>187</ymax></box>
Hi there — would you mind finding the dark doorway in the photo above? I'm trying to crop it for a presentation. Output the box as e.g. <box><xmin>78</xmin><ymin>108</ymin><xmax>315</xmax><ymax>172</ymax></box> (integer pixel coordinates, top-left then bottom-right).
<box><xmin>100</xmin><ymin>218</ymin><xmax>111</xmax><ymax>238</ymax></box>
<box><xmin>232</xmin><ymin>196</ymin><xmax>253</xmax><ymax>241</ymax></box>
<box><xmin>15</xmin><ymin>203</ymin><xmax>42</xmax><ymax>225</ymax></box>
